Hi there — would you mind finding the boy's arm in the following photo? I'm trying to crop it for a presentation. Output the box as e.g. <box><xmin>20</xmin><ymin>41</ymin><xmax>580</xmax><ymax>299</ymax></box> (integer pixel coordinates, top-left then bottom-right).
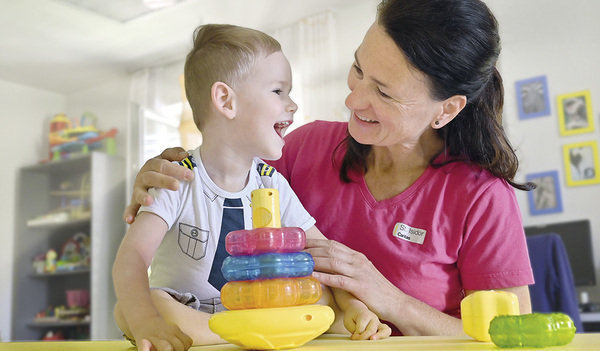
<box><xmin>304</xmin><ymin>226</ymin><xmax>391</xmax><ymax>340</ymax></box>
<box><xmin>113</xmin><ymin>211</ymin><xmax>192</xmax><ymax>350</ymax></box>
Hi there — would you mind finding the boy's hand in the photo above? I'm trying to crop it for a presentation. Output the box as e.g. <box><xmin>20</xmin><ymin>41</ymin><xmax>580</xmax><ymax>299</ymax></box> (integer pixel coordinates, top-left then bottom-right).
<box><xmin>132</xmin><ymin>315</ymin><xmax>193</xmax><ymax>351</ymax></box>
<box><xmin>342</xmin><ymin>300</ymin><xmax>391</xmax><ymax>340</ymax></box>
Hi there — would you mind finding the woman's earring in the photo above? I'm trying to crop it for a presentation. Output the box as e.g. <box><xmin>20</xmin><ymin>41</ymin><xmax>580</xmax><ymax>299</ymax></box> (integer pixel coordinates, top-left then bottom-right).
<box><xmin>435</xmin><ymin>120</ymin><xmax>440</xmax><ymax>126</ymax></box>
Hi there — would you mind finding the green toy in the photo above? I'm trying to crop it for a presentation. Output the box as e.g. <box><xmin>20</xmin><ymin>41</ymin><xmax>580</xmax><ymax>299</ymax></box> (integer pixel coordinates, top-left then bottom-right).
<box><xmin>488</xmin><ymin>313</ymin><xmax>576</xmax><ymax>348</ymax></box>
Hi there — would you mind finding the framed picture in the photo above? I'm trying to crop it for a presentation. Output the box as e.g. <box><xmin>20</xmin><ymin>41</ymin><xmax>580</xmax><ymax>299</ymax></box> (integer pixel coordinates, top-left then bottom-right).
<box><xmin>525</xmin><ymin>170</ymin><xmax>563</xmax><ymax>215</ymax></box>
<box><xmin>557</xmin><ymin>90</ymin><xmax>594</xmax><ymax>135</ymax></box>
<box><xmin>563</xmin><ymin>140</ymin><xmax>600</xmax><ymax>186</ymax></box>
<box><xmin>515</xmin><ymin>75</ymin><xmax>551</xmax><ymax>120</ymax></box>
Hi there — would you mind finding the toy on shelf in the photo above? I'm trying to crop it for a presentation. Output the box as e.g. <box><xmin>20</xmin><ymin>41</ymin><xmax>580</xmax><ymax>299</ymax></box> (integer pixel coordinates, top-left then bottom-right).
<box><xmin>66</xmin><ymin>289</ymin><xmax>90</xmax><ymax>310</ymax></box>
<box><xmin>40</xmin><ymin>327</ymin><xmax>89</xmax><ymax>341</ymax></box>
<box><xmin>32</xmin><ymin>233</ymin><xmax>91</xmax><ymax>274</ymax></box>
<box><xmin>42</xmin><ymin>330</ymin><xmax>65</xmax><ymax>341</ymax></box>
<box><xmin>35</xmin><ymin>305</ymin><xmax>57</xmax><ymax>322</ymax></box>
<box><xmin>35</xmin><ymin>304</ymin><xmax>89</xmax><ymax>324</ymax></box>
<box><xmin>56</xmin><ymin>233</ymin><xmax>91</xmax><ymax>271</ymax></box>
<box><xmin>59</xmin><ymin>289</ymin><xmax>90</xmax><ymax>322</ymax></box>
<box><xmin>26</xmin><ymin>173</ymin><xmax>91</xmax><ymax>227</ymax></box>
<box><xmin>45</xmin><ymin>249</ymin><xmax>57</xmax><ymax>273</ymax></box>
<box><xmin>45</xmin><ymin>112</ymin><xmax>117</xmax><ymax>162</ymax></box>
<box><xmin>34</xmin><ymin>289</ymin><xmax>90</xmax><ymax>325</ymax></box>
<box><xmin>32</xmin><ymin>253</ymin><xmax>46</xmax><ymax>274</ymax></box>
<box><xmin>489</xmin><ymin>313</ymin><xmax>576</xmax><ymax>348</ymax></box>
<box><xmin>54</xmin><ymin>305</ymin><xmax>89</xmax><ymax>322</ymax></box>
<box><xmin>209</xmin><ymin>188</ymin><xmax>334</xmax><ymax>350</ymax></box>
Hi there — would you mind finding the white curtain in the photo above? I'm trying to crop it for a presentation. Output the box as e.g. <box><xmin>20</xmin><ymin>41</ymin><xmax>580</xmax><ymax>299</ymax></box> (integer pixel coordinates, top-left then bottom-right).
<box><xmin>126</xmin><ymin>67</ymin><xmax>182</xmax><ymax>205</ymax></box>
<box><xmin>272</xmin><ymin>11</ymin><xmax>348</xmax><ymax>131</ymax></box>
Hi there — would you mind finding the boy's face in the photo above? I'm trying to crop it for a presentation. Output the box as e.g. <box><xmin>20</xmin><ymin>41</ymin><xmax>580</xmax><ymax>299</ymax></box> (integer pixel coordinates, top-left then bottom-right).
<box><xmin>233</xmin><ymin>51</ymin><xmax>297</xmax><ymax>161</ymax></box>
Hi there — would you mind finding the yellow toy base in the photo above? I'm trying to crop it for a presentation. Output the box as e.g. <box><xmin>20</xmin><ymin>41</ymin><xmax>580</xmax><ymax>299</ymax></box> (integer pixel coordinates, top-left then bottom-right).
<box><xmin>209</xmin><ymin>305</ymin><xmax>334</xmax><ymax>350</ymax></box>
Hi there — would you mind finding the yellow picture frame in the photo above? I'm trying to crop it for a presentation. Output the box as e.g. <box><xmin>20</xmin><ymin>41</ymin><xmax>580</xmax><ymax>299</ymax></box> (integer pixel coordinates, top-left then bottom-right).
<box><xmin>563</xmin><ymin>140</ymin><xmax>600</xmax><ymax>186</ymax></box>
<box><xmin>557</xmin><ymin>90</ymin><xmax>594</xmax><ymax>136</ymax></box>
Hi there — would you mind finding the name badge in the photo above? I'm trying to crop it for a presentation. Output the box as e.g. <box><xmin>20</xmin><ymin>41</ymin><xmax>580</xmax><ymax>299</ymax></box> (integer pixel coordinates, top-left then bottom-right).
<box><xmin>393</xmin><ymin>222</ymin><xmax>426</xmax><ymax>245</ymax></box>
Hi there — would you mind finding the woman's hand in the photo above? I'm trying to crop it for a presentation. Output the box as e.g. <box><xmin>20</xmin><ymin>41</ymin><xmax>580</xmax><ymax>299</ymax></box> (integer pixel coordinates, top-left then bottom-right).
<box><xmin>124</xmin><ymin>147</ymin><xmax>193</xmax><ymax>224</ymax></box>
<box><xmin>304</xmin><ymin>238</ymin><xmax>401</xmax><ymax>323</ymax></box>
<box><xmin>306</xmin><ymin>238</ymin><xmax>467</xmax><ymax>336</ymax></box>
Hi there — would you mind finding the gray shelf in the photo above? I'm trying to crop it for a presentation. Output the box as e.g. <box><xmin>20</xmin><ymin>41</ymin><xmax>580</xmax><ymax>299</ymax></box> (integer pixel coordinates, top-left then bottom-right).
<box><xmin>27</xmin><ymin>218</ymin><xmax>91</xmax><ymax>231</ymax></box>
<box><xmin>28</xmin><ymin>320</ymin><xmax>91</xmax><ymax>328</ymax></box>
<box><xmin>29</xmin><ymin>268</ymin><xmax>91</xmax><ymax>278</ymax></box>
<box><xmin>12</xmin><ymin>152</ymin><xmax>126</xmax><ymax>341</ymax></box>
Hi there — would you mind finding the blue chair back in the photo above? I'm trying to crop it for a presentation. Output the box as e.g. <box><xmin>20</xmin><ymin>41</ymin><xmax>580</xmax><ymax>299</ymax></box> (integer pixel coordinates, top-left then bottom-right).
<box><xmin>526</xmin><ymin>233</ymin><xmax>583</xmax><ymax>331</ymax></box>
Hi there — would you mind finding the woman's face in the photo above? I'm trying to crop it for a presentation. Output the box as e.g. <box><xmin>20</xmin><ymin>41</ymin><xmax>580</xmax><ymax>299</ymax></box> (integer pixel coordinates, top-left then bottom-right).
<box><xmin>346</xmin><ymin>22</ymin><xmax>443</xmax><ymax>148</ymax></box>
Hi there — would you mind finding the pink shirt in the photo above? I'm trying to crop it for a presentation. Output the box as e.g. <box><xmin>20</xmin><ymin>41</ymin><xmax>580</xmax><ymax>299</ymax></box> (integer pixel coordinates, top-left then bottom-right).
<box><xmin>270</xmin><ymin>121</ymin><xmax>533</xmax><ymax>332</ymax></box>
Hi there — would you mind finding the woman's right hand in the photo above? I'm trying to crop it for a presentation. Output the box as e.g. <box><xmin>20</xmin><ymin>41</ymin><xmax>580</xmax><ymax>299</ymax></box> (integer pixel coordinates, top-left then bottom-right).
<box><xmin>305</xmin><ymin>238</ymin><xmax>402</xmax><ymax>323</ymax></box>
<box><xmin>124</xmin><ymin>147</ymin><xmax>193</xmax><ymax>224</ymax></box>
<box><xmin>306</xmin><ymin>238</ymin><xmax>465</xmax><ymax>335</ymax></box>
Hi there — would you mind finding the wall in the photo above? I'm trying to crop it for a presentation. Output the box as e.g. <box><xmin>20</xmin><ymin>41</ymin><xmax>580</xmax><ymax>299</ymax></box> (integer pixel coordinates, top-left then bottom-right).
<box><xmin>0</xmin><ymin>81</ymin><xmax>66</xmax><ymax>341</ymax></box>
<box><xmin>0</xmin><ymin>76</ymin><xmax>129</xmax><ymax>341</ymax></box>
<box><xmin>65</xmin><ymin>77</ymin><xmax>130</xmax><ymax>158</ymax></box>
<box><xmin>488</xmin><ymin>0</ymin><xmax>600</xmax><ymax>301</ymax></box>
<box><xmin>331</xmin><ymin>0</ymin><xmax>379</xmax><ymax>120</ymax></box>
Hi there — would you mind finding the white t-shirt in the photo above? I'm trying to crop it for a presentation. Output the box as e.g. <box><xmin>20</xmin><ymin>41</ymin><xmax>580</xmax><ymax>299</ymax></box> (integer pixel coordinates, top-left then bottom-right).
<box><xmin>141</xmin><ymin>147</ymin><xmax>316</xmax><ymax>300</ymax></box>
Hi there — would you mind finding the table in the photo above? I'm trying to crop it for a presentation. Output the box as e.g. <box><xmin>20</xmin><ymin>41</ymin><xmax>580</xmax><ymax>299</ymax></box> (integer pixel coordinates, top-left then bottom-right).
<box><xmin>2</xmin><ymin>334</ymin><xmax>600</xmax><ymax>351</ymax></box>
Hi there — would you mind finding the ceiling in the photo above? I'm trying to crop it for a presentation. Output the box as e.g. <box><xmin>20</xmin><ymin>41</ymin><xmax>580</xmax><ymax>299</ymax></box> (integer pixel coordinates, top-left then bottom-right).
<box><xmin>0</xmin><ymin>0</ymin><xmax>363</xmax><ymax>94</ymax></box>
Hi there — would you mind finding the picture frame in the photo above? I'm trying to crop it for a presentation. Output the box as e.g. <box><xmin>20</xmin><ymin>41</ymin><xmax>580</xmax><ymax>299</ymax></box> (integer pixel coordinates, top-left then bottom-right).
<box><xmin>525</xmin><ymin>170</ymin><xmax>563</xmax><ymax>215</ymax></box>
<box><xmin>515</xmin><ymin>75</ymin><xmax>551</xmax><ymax>120</ymax></box>
<box><xmin>563</xmin><ymin>140</ymin><xmax>600</xmax><ymax>186</ymax></box>
<box><xmin>557</xmin><ymin>90</ymin><xmax>594</xmax><ymax>136</ymax></box>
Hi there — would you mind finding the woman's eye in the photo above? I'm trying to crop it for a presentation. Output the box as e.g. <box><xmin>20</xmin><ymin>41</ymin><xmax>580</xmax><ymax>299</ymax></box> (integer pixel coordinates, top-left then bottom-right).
<box><xmin>353</xmin><ymin>64</ymin><xmax>363</xmax><ymax>76</ymax></box>
<box><xmin>273</xmin><ymin>89</ymin><xmax>282</xmax><ymax>95</ymax></box>
<box><xmin>377</xmin><ymin>88</ymin><xmax>390</xmax><ymax>99</ymax></box>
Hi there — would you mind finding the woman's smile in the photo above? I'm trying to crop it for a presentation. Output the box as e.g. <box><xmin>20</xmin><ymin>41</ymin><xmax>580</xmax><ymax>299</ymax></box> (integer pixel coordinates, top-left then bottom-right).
<box><xmin>355</xmin><ymin>112</ymin><xmax>378</xmax><ymax>124</ymax></box>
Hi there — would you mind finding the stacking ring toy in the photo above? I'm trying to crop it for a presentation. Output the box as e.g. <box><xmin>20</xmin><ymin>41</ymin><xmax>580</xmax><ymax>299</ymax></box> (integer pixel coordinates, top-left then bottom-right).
<box><xmin>226</xmin><ymin>227</ymin><xmax>306</xmax><ymax>256</ymax></box>
<box><xmin>222</xmin><ymin>252</ymin><xmax>314</xmax><ymax>282</ymax></box>
<box><xmin>211</xmin><ymin>188</ymin><xmax>331</xmax><ymax>350</ymax></box>
<box><xmin>208</xmin><ymin>305</ymin><xmax>334</xmax><ymax>350</ymax></box>
<box><xmin>221</xmin><ymin>276</ymin><xmax>322</xmax><ymax>310</ymax></box>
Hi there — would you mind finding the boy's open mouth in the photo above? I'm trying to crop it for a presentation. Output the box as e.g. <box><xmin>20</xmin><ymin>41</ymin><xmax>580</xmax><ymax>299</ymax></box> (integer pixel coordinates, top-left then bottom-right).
<box><xmin>274</xmin><ymin>121</ymin><xmax>292</xmax><ymax>137</ymax></box>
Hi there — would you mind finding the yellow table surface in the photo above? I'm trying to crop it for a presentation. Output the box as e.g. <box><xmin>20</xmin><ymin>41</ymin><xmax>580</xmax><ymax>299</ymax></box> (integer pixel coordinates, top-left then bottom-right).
<box><xmin>2</xmin><ymin>334</ymin><xmax>600</xmax><ymax>350</ymax></box>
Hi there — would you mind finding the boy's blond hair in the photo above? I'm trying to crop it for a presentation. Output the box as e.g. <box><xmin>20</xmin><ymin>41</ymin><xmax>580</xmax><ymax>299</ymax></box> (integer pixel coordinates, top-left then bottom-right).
<box><xmin>184</xmin><ymin>24</ymin><xmax>282</xmax><ymax>130</ymax></box>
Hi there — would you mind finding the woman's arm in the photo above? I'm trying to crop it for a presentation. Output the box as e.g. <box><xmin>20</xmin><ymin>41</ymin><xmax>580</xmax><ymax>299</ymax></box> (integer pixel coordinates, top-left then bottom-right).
<box><xmin>305</xmin><ymin>238</ymin><xmax>532</xmax><ymax>336</ymax></box>
<box><xmin>304</xmin><ymin>227</ymin><xmax>391</xmax><ymax>340</ymax></box>
<box><xmin>124</xmin><ymin>147</ymin><xmax>192</xmax><ymax>224</ymax></box>
<box><xmin>386</xmin><ymin>286</ymin><xmax>530</xmax><ymax>336</ymax></box>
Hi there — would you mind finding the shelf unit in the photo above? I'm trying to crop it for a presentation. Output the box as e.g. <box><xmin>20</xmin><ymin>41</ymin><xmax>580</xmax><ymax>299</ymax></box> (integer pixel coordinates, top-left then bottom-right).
<box><xmin>12</xmin><ymin>152</ymin><xmax>125</xmax><ymax>341</ymax></box>
<box><xmin>29</xmin><ymin>267</ymin><xmax>91</xmax><ymax>278</ymax></box>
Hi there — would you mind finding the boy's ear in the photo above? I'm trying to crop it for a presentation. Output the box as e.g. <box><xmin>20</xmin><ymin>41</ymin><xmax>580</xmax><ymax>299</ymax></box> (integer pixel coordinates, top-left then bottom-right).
<box><xmin>211</xmin><ymin>81</ymin><xmax>236</xmax><ymax>119</ymax></box>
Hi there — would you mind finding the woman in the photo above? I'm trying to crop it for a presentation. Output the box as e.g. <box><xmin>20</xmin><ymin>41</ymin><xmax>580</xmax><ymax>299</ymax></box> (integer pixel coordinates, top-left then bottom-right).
<box><xmin>126</xmin><ymin>0</ymin><xmax>534</xmax><ymax>336</ymax></box>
